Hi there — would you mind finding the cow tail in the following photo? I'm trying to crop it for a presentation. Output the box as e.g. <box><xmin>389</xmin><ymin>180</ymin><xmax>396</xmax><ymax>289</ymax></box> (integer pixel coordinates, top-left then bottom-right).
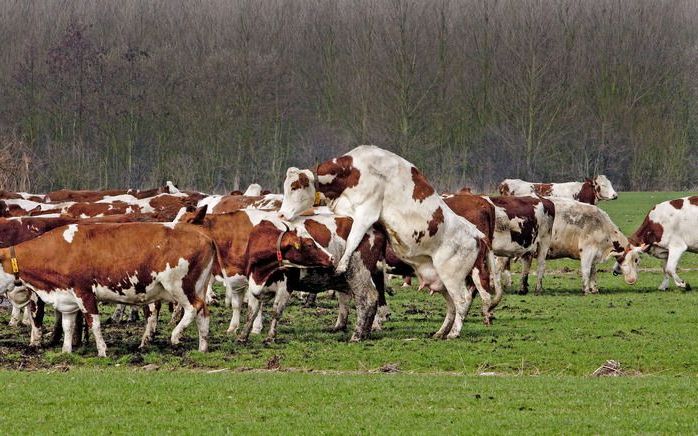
<box><xmin>487</xmin><ymin>248</ymin><xmax>504</xmax><ymax>309</ymax></box>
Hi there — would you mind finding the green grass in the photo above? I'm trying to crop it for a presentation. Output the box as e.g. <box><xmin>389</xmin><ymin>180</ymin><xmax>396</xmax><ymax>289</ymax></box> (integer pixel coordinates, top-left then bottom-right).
<box><xmin>0</xmin><ymin>191</ymin><xmax>697</xmax><ymax>433</ymax></box>
<box><xmin>1</xmin><ymin>369</ymin><xmax>698</xmax><ymax>434</ymax></box>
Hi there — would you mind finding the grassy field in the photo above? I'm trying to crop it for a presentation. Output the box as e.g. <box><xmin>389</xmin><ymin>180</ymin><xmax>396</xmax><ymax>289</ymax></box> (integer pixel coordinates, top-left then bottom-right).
<box><xmin>0</xmin><ymin>191</ymin><xmax>696</xmax><ymax>434</ymax></box>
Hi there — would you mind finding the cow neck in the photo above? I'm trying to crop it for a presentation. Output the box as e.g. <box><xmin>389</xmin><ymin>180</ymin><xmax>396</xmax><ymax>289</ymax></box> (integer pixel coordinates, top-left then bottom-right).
<box><xmin>8</xmin><ymin>245</ymin><xmax>21</xmax><ymax>286</ymax></box>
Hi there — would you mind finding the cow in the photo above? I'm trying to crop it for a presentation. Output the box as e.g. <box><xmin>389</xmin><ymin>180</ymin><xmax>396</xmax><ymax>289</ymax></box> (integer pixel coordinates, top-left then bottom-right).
<box><xmin>177</xmin><ymin>207</ymin><xmax>335</xmax><ymax>340</ymax></box>
<box><xmin>499</xmin><ymin>176</ymin><xmax>618</xmax><ymax>205</ymax></box>
<box><xmin>614</xmin><ymin>196</ymin><xmax>698</xmax><ymax>291</ymax></box>
<box><xmin>278</xmin><ymin>145</ymin><xmax>501</xmax><ymax>339</ymax></box>
<box><xmin>544</xmin><ymin>198</ymin><xmax>634</xmax><ymax>293</ymax></box>
<box><xmin>44</xmin><ymin>181</ymin><xmax>181</xmax><ymax>202</ymax></box>
<box><xmin>197</xmin><ymin>193</ymin><xmax>283</xmax><ymax>214</ymax></box>
<box><xmin>0</xmin><ymin>222</ymin><xmax>218</xmax><ymax>356</ymax></box>
<box><xmin>0</xmin><ymin>190</ymin><xmax>44</xmax><ymax>202</ymax></box>
<box><xmin>240</xmin><ymin>208</ymin><xmax>387</xmax><ymax>343</ymax></box>
<box><xmin>485</xmin><ymin>196</ymin><xmax>555</xmax><ymax>295</ymax></box>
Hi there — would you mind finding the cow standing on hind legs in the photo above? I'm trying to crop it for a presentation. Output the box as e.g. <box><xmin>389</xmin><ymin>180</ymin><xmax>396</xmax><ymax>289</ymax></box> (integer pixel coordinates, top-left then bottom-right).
<box><xmin>279</xmin><ymin>145</ymin><xmax>502</xmax><ymax>339</ymax></box>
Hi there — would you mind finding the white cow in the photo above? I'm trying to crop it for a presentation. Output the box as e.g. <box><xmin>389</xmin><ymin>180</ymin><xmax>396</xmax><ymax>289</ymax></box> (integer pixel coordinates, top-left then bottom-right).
<box><xmin>615</xmin><ymin>196</ymin><xmax>698</xmax><ymax>290</ymax></box>
<box><xmin>499</xmin><ymin>175</ymin><xmax>618</xmax><ymax>205</ymax></box>
<box><xmin>279</xmin><ymin>145</ymin><xmax>501</xmax><ymax>338</ymax></box>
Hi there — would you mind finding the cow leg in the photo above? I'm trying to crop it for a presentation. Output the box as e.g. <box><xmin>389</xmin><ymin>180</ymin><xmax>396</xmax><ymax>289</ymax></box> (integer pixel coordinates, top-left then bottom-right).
<box><xmin>171</xmin><ymin>305</ymin><xmax>196</xmax><ymax>346</ymax></box>
<box><xmin>128</xmin><ymin>306</ymin><xmax>139</xmax><ymax>322</ymax></box>
<box><xmin>432</xmin><ymin>290</ymin><xmax>455</xmax><ymax>339</ymax></box>
<box><xmin>78</xmin><ymin>294</ymin><xmax>107</xmax><ymax>357</ymax></box>
<box><xmin>110</xmin><ymin>304</ymin><xmax>126</xmax><ymax>323</ymax></box>
<box><xmin>665</xmin><ymin>246</ymin><xmax>689</xmax><ymax>289</ymax></box>
<box><xmin>519</xmin><ymin>254</ymin><xmax>532</xmax><ymax>295</ymax></box>
<box><xmin>302</xmin><ymin>292</ymin><xmax>317</xmax><ymax>308</ymax></box>
<box><xmin>332</xmin><ymin>291</ymin><xmax>351</xmax><ymax>332</ymax></box>
<box><xmin>265</xmin><ymin>286</ymin><xmax>292</xmax><ymax>343</ymax></box>
<box><xmin>140</xmin><ymin>303</ymin><xmax>160</xmax><ymax>349</ymax></box>
<box><xmin>8</xmin><ymin>305</ymin><xmax>21</xmax><ymax>327</ymax></box>
<box><xmin>334</xmin><ymin>207</ymin><xmax>380</xmax><ymax>274</ymax></box>
<box><xmin>238</xmin><ymin>290</ymin><xmax>262</xmax><ymax>343</ymax></box>
<box><xmin>580</xmin><ymin>251</ymin><xmax>596</xmax><ymax>294</ymax></box>
<box><xmin>195</xmin><ymin>306</ymin><xmax>210</xmax><ymax>352</ymax></box>
<box><xmin>534</xmin><ymin>247</ymin><xmax>548</xmax><ymax>295</ymax></box>
<box><xmin>658</xmin><ymin>259</ymin><xmax>671</xmax><ymax>290</ymax></box>
<box><xmin>61</xmin><ymin>311</ymin><xmax>78</xmax><ymax>353</ymax></box>
<box><xmin>351</xmin><ymin>287</ymin><xmax>378</xmax><ymax>342</ymax></box>
<box><xmin>496</xmin><ymin>256</ymin><xmax>513</xmax><ymax>290</ymax></box>
<box><xmin>28</xmin><ymin>299</ymin><xmax>44</xmax><ymax>348</ymax></box>
<box><xmin>372</xmin><ymin>272</ymin><xmax>390</xmax><ymax>331</ymax></box>
<box><xmin>49</xmin><ymin>309</ymin><xmax>63</xmax><ymax>346</ymax></box>
<box><xmin>251</xmin><ymin>295</ymin><xmax>264</xmax><ymax>335</ymax></box>
<box><xmin>205</xmin><ymin>282</ymin><xmax>217</xmax><ymax>305</ymax></box>
<box><xmin>224</xmin><ymin>277</ymin><xmax>247</xmax><ymax>334</ymax></box>
<box><xmin>227</xmin><ymin>288</ymin><xmax>243</xmax><ymax>334</ymax></box>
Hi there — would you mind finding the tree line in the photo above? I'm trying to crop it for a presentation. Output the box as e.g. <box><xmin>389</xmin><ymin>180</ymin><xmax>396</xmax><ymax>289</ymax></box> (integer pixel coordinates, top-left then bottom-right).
<box><xmin>0</xmin><ymin>0</ymin><xmax>696</xmax><ymax>193</ymax></box>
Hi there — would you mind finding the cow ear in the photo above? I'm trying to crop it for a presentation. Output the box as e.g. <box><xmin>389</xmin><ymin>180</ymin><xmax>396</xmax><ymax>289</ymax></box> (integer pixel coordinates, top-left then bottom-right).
<box><xmin>302</xmin><ymin>169</ymin><xmax>315</xmax><ymax>182</ymax></box>
<box><xmin>187</xmin><ymin>205</ymin><xmax>208</xmax><ymax>225</ymax></box>
<box><xmin>584</xmin><ymin>177</ymin><xmax>593</xmax><ymax>183</ymax></box>
<box><xmin>286</xmin><ymin>167</ymin><xmax>300</xmax><ymax>177</ymax></box>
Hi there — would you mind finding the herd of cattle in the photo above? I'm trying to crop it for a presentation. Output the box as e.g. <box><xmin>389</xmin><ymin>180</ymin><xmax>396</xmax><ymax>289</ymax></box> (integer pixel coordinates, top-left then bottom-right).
<box><xmin>0</xmin><ymin>145</ymin><xmax>695</xmax><ymax>357</ymax></box>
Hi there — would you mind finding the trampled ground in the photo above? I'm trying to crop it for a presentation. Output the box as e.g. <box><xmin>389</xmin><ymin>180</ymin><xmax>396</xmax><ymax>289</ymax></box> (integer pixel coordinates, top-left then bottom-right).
<box><xmin>1</xmin><ymin>192</ymin><xmax>696</xmax><ymax>434</ymax></box>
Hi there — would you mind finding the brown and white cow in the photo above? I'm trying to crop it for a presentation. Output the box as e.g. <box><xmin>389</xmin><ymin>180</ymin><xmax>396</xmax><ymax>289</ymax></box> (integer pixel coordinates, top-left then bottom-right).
<box><xmin>546</xmin><ymin>198</ymin><xmax>634</xmax><ymax>293</ymax></box>
<box><xmin>0</xmin><ymin>222</ymin><xmax>217</xmax><ymax>356</ymax></box>
<box><xmin>242</xmin><ymin>208</ymin><xmax>387</xmax><ymax>342</ymax></box>
<box><xmin>441</xmin><ymin>193</ymin><xmax>554</xmax><ymax>295</ymax></box>
<box><xmin>44</xmin><ymin>180</ymin><xmax>181</xmax><ymax>202</ymax></box>
<box><xmin>615</xmin><ymin>197</ymin><xmax>698</xmax><ymax>291</ymax></box>
<box><xmin>499</xmin><ymin>176</ymin><xmax>618</xmax><ymax>205</ymax></box>
<box><xmin>177</xmin><ymin>207</ymin><xmax>335</xmax><ymax>339</ymax></box>
<box><xmin>0</xmin><ymin>190</ymin><xmax>45</xmax><ymax>202</ymax></box>
<box><xmin>197</xmin><ymin>193</ymin><xmax>283</xmax><ymax>214</ymax></box>
<box><xmin>279</xmin><ymin>146</ymin><xmax>500</xmax><ymax>339</ymax></box>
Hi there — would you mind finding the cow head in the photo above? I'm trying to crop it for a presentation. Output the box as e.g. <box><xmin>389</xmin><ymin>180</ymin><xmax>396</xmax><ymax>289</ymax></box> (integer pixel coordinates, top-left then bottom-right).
<box><xmin>0</xmin><ymin>249</ymin><xmax>28</xmax><ymax>301</ymax></box>
<box><xmin>243</xmin><ymin>183</ymin><xmax>262</xmax><ymax>197</ymax></box>
<box><xmin>245</xmin><ymin>221</ymin><xmax>334</xmax><ymax>285</ymax></box>
<box><xmin>594</xmin><ymin>175</ymin><xmax>618</xmax><ymax>200</ymax></box>
<box><xmin>279</xmin><ymin>167</ymin><xmax>316</xmax><ymax>220</ymax></box>
<box><xmin>612</xmin><ymin>244</ymin><xmax>648</xmax><ymax>285</ymax></box>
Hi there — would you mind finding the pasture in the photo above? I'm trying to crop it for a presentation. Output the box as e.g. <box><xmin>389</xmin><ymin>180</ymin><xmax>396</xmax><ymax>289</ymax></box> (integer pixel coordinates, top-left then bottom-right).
<box><xmin>1</xmin><ymin>192</ymin><xmax>697</xmax><ymax>433</ymax></box>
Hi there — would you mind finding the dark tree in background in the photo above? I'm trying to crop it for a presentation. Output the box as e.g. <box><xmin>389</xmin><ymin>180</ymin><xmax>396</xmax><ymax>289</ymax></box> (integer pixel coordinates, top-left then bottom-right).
<box><xmin>0</xmin><ymin>0</ymin><xmax>696</xmax><ymax>193</ymax></box>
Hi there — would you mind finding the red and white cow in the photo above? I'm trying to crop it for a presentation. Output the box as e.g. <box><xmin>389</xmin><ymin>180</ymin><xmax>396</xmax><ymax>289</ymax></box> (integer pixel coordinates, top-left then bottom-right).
<box><xmin>242</xmin><ymin>208</ymin><xmax>387</xmax><ymax>342</ymax></box>
<box><xmin>279</xmin><ymin>146</ymin><xmax>500</xmax><ymax>339</ymax></box>
<box><xmin>615</xmin><ymin>197</ymin><xmax>698</xmax><ymax>291</ymax></box>
<box><xmin>0</xmin><ymin>222</ymin><xmax>217</xmax><ymax>356</ymax></box>
<box><xmin>546</xmin><ymin>198</ymin><xmax>634</xmax><ymax>293</ymax></box>
<box><xmin>499</xmin><ymin>175</ymin><xmax>618</xmax><ymax>205</ymax></box>
<box><xmin>177</xmin><ymin>207</ymin><xmax>335</xmax><ymax>340</ymax></box>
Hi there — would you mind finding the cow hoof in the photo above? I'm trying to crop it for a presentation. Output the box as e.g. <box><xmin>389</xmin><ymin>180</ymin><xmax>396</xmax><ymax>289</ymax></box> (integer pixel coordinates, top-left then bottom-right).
<box><xmin>263</xmin><ymin>337</ymin><xmax>275</xmax><ymax>345</ymax></box>
<box><xmin>431</xmin><ymin>332</ymin><xmax>445</xmax><ymax>340</ymax></box>
<box><xmin>349</xmin><ymin>334</ymin><xmax>362</xmax><ymax>342</ymax></box>
<box><xmin>328</xmin><ymin>325</ymin><xmax>347</xmax><ymax>333</ymax></box>
<box><xmin>236</xmin><ymin>337</ymin><xmax>249</xmax><ymax>345</ymax></box>
<box><xmin>518</xmin><ymin>289</ymin><xmax>529</xmax><ymax>295</ymax></box>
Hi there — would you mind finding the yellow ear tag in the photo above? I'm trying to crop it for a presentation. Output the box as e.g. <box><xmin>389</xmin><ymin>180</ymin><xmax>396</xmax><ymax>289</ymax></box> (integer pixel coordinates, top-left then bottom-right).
<box><xmin>11</xmin><ymin>258</ymin><xmax>19</xmax><ymax>274</ymax></box>
<box><xmin>314</xmin><ymin>192</ymin><xmax>322</xmax><ymax>206</ymax></box>
<box><xmin>293</xmin><ymin>241</ymin><xmax>301</xmax><ymax>250</ymax></box>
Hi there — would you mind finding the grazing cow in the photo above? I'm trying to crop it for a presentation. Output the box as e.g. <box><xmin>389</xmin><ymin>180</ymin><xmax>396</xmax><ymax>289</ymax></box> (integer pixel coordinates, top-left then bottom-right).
<box><xmin>545</xmin><ymin>198</ymin><xmax>634</xmax><ymax>293</ymax></box>
<box><xmin>278</xmin><ymin>146</ymin><xmax>500</xmax><ymax>339</ymax></box>
<box><xmin>0</xmin><ymin>222</ymin><xmax>217</xmax><ymax>356</ymax></box>
<box><xmin>177</xmin><ymin>207</ymin><xmax>335</xmax><ymax>339</ymax></box>
<box><xmin>499</xmin><ymin>176</ymin><xmax>618</xmax><ymax>204</ymax></box>
<box><xmin>615</xmin><ymin>197</ymin><xmax>698</xmax><ymax>291</ymax></box>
